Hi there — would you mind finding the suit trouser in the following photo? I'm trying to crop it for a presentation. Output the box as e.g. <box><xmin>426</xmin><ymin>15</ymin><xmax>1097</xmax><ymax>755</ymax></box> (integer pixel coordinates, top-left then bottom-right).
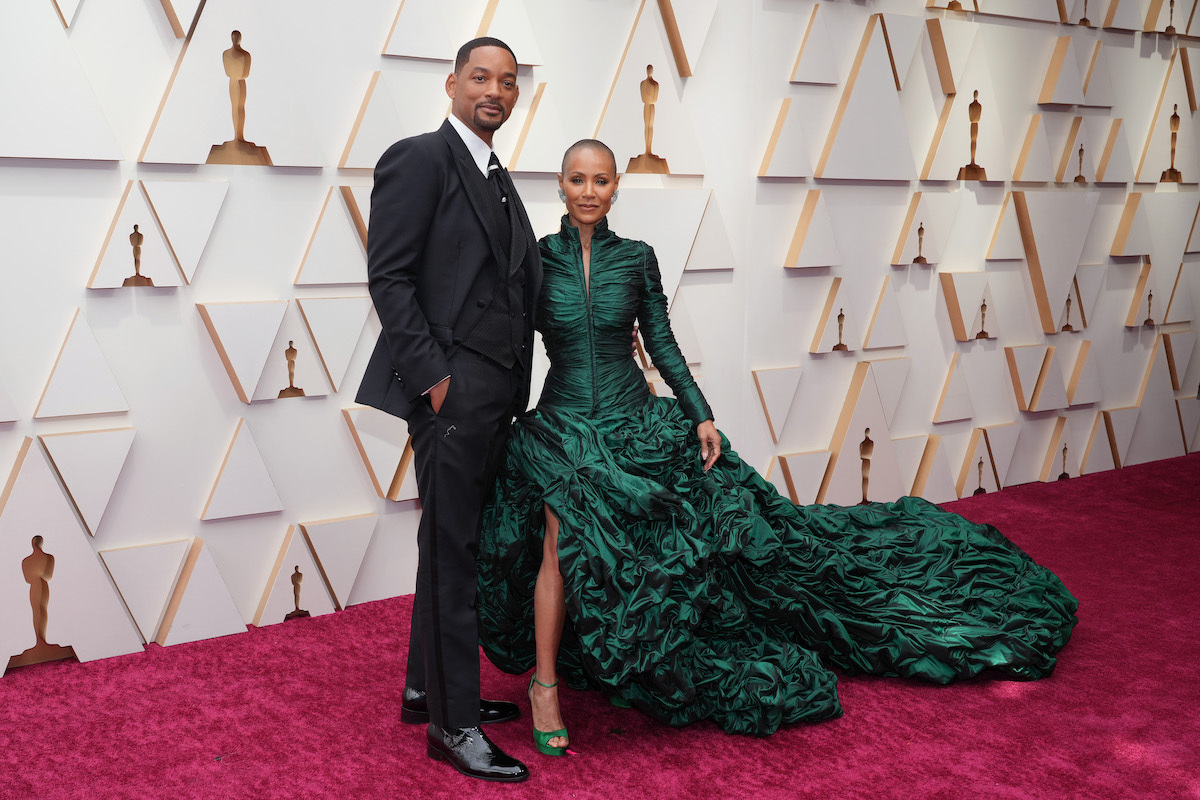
<box><xmin>405</xmin><ymin>347</ymin><xmax>521</xmax><ymax>729</ymax></box>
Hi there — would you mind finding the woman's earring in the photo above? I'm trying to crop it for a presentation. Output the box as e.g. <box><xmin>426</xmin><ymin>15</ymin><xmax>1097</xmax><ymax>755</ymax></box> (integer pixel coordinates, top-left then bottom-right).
<box><xmin>557</xmin><ymin>188</ymin><xmax>567</xmax><ymax>203</ymax></box>
<box><xmin>611</xmin><ymin>189</ymin><xmax>620</xmax><ymax>204</ymax></box>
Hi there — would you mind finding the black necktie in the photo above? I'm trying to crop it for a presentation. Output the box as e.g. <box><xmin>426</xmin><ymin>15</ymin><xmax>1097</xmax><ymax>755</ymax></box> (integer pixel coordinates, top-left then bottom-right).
<box><xmin>487</xmin><ymin>152</ymin><xmax>507</xmax><ymax>205</ymax></box>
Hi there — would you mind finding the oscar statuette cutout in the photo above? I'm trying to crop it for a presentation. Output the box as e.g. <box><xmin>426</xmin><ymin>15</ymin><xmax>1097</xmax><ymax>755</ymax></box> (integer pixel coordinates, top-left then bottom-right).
<box><xmin>832</xmin><ymin>308</ymin><xmax>849</xmax><ymax>352</ymax></box>
<box><xmin>973</xmin><ymin>457</ymin><xmax>987</xmax><ymax>495</ymax></box>
<box><xmin>913</xmin><ymin>222</ymin><xmax>928</xmax><ymax>265</ymax></box>
<box><xmin>1074</xmin><ymin>144</ymin><xmax>1087</xmax><ymax>185</ymax></box>
<box><xmin>975</xmin><ymin>299</ymin><xmax>989</xmax><ymax>340</ymax></box>
<box><xmin>1058</xmin><ymin>443</ymin><xmax>1070</xmax><ymax>481</ymax></box>
<box><xmin>859</xmin><ymin>428</ymin><xmax>873</xmax><ymax>504</ymax></box>
<box><xmin>122</xmin><ymin>224</ymin><xmax>154</xmax><ymax>287</ymax></box>
<box><xmin>626</xmin><ymin>65</ymin><xmax>670</xmax><ymax>174</ymax></box>
<box><xmin>957</xmin><ymin>91</ymin><xmax>987</xmax><ymax>181</ymax></box>
<box><xmin>207</xmin><ymin>31</ymin><xmax>273</xmax><ymax>166</ymax></box>
<box><xmin>8</xmin><ymin>536</ymin><xmax>77</xmax><ymax>670</ymax></box>
<box><xmin>1165</xmin><ymin>0</ymin><xmax>1177</xmax><ymax>35</ymax></box>
<box><xmin>284</xmin><ymin>566</ymin><xmax>310</xmax><ymax>621</ymax></box>
<box><xmin>1144</xmin><ymin>289</ymin><xmax>1155</xmax><ymax>327</ymax></box>
<box><xmin>278</xmin><ymin>341</ymin><xmax>305</xmax><ymax>398</ymax></box>
<box><xmin>1161</xmin><ymin>105</ymin><xmax>1183</xmax><ymax>183</ymax></box>
<box><xmin>1079</xmin><ymin>0</ymin><xmax>1091</xmax><ymax>26</ymax></box>
<box><xmin>1062</xmin><ymin>293</ymin><xmax>1075</xmax><ymax>332</ymax></box>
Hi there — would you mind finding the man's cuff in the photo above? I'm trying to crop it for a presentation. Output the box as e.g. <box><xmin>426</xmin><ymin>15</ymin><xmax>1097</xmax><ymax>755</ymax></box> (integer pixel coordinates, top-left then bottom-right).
<box><xmin>421</xmin><ymin>375</ymin><xmax>451</xmax><ymax>396</ymax></box>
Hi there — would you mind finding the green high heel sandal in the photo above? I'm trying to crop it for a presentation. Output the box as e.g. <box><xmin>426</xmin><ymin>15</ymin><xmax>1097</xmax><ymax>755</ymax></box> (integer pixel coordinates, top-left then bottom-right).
<box><xmin>528</xmin><ymin>674</ymin><xmax>570</xmax><ymax>756</ymax></box>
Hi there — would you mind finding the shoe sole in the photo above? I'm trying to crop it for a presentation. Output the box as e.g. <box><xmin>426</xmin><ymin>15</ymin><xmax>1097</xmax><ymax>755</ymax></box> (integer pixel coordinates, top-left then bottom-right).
<box><xmin>402</xmin><ymin>707</ymin><xmax>519</xmax><ymax>725</ymax></box>
<box><xmin>426</xmin><ymin>745</ymin><xmax>529</xmax><ymax>782</ymax></box>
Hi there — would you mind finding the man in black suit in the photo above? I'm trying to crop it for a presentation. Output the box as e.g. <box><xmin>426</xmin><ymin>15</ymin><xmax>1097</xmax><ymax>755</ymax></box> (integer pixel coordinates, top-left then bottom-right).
<box><xmin>356</xmin><ymin>37</ymin><xmax>541</xmax><ymax>783</ymax></box>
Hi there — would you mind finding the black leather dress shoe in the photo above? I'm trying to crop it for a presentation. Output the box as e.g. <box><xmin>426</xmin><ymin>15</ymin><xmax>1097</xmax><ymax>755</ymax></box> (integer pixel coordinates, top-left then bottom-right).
<box><xmin>426</xmin><ymin>724</ymin><xmax>529</xmax><ymax>782</ymax></box>
<box><xmin>400</xmin><ymin>687</ymin><xmax>519</xmax><ymax>725</ymax></box>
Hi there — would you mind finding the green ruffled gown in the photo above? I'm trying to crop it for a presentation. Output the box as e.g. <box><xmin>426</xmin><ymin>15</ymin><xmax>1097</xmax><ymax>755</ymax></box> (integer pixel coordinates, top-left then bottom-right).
<box><xmin>477</xmin><ymin>218</ymin><xmax>1077</xmax><ymax>736</ymax></box>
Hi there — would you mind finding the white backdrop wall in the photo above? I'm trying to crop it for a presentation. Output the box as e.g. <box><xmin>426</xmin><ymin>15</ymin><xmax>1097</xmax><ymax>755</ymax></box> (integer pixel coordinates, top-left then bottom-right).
<box><xmin>1</xmin><ymin>0</ymin><xmax>1198</xmax><ymax>669</ymax></box>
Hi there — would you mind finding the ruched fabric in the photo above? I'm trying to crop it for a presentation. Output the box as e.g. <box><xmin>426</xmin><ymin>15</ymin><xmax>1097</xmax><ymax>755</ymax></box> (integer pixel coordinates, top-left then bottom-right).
<box><xmin>477</xmin><ymin>218</ymin><xmax>1077</xmax><ymax>736</ymax></box>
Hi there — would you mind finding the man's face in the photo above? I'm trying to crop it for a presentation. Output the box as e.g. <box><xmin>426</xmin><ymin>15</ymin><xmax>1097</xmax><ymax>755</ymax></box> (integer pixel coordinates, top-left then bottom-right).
<box><xmin>446</xmin><ymin>45</ymin><xmax>519</xmax><ymax>143</ymax></box>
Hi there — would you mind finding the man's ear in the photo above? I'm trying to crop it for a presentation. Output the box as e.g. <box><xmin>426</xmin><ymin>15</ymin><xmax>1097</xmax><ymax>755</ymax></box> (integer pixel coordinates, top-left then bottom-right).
<box><xmin>445</xmin><ymin>72</ymin><xmax>457</xmax><ymax>100</ymax></box>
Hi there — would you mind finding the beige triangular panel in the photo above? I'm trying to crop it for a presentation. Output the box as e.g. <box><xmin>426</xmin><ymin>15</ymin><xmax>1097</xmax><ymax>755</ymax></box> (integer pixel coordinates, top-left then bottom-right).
<box><xmin>0</xmin><ymin>3</ymin><xmax>121</xmax><ymax>160</ymax></box>
<box><xmin>99</xmin><ymin>540</ymin><xmax>191</xmax><ymax>643</ymax></box>
<box><xmin>1136</xmin><ymin>51</ymin><xmax>1198</xmax><ymax>183</ymax></box>
<box><xmin>39</xmin><ymin>427</ymin><xmax>135</xmax><ymax>537</ymax></box>
<box><xmin>869</xmin><ymin>356</ymin><xmax>911</xmax><ymax>429</ymax></box>
<box><xmin>658</xmin><ymin>0</ymin><xmax>719</xmax><ymax>77</ymax></box>
<box><xmin>196</xmin><ymin>301</ymin><xmax>288</xmax><ymax>404</ymax></box>
<box><xmin>760</xmin><ymin>99</ymin><xmax>813</xmax><ymax>178</ymax></box>
<box><xmin>343</xmin><ymin>185</ymin><xmax>371</xmax><ymax>249</ymax></box>
<box><xmin>1104</xmin><ymin>0</ymin><xmax>1147</xmax><ymax>29</ymax></box>
<box><xmin>1066</xmin><ymin>340</ymin><xmax>1103</xmax><ymax>405</ymax></box>
<box><xmin>252</xmin><ymin>302</ymin><xmax>332</xmax><ymax>402</ymax></box>
<box><xmin>685</xmin><ymin>195</ymin><xmax>737</xmax><ymax>272</ymax></box>
<box><xmin>201</xmin><ymin>419</ymin><xmax>284</xmax><ymax>521</ymax></box>
<box><xmin>753</xmin><ymin>366</ymin><xmax>803</xmax><ymax>443</ymax></box>
<box><xmin>1109</xmin><ymin>193</ymin><xmax>1153</xmax><ymax>257</ymax></box>
<box><xmin>158</xmin><ymin>0</ymin><xmax>203</xmax><ymax>38</ymax></box>
<box><xmin>810</xmin><ymin>278</ymin><xmax>861</xmax><ymax>353</ymax></box>
<box><xmin>299</xmin><ymin>515</ymin><xmax>378</xmax><ymax>611</ymax></box>
<box><xmin>295</xmin><ymin>188</ymin><xmax>368</xmax><ymax>286</ymax></box>
<box><xmin>790</xmin><ymin>4</ymin><xmax>839</xmax><ymax>85</ymax></box>
<box><xmin>1016</xmin><ymin>190</ymin><xmax>1100</xmax><ymax>333</ymax></box>
<box><xmin>89</xmin><ymin>182</ymin><xmax>184</xmax><ymax>289</ymax></box>
<box><xmin>816</xmin><ymin>15</ymin><xmax>916</xmax><ymax>180</ymax></box>
<box><xmin>0</xmin><ymin>438</ymin><xmax>144</xmax><ymax>674</ymax></box>
<box><xmin>785</xmin><ymin>190</ymin><xmax>842</xmax><ymax>268</ymax></box>
<box><xmin>956</xmin><ymin>428</ymin><xmax>1001</xmax><ymax>498</ymax></box>
<box><xmin>1164</xmin><ymin>330</ymin><xmax>1197</xmax><ymax>389</ymax></box>
<box><xmin>819</xmin><ymin>363</ymin><xmax>905</xmax><ymax>505</ymax></box>
<box><xmin>141</xmin><ymin>179</ymin><xmax>229</xmax><ymax>284</ymax></box>
<box><xmin>1094</xmin><ymin>118</ymin><xmax>1135</xmax><ymax>183</ymax></box>
<box><xmin>1039</xmin><ymin>36</ymin><xmax>1086</xmax><ymax>105</ymax></box>
<box><xmin>1125</xmin><ymin>337</ymin><xmax>1188</xmax><ymax>465</ymax></box>
<box><xmin>1079</xmin><ymin>40</ymin><xmax>1115</xmax><ymax>108</ymax></box>
<box><xmin>922</xmin><ymin>32</ymin><xmax>1007</xmax><ymax>181</ymax></box>
<box><xmin>987</xmin><ymin>193</ymin><xmax>1025</xmax><ymax>260</ymax></box>
<box><xmin>253</xmin><ymin>525</ymin><xmax>336</xmax><ymax>627</ymax></box>
<box><xmin>939</xmin><ymin>272</ymin><xmax>991</xmax><ymax>342</ymax></box>
<box><xmin>1054</xmin><ymin>117</ymin><xmax>1096</xmax><ymax>183</ymax></box>
<box><xmin>342</xmin><ymin>406</ymin><xmax>419</xmax><ymax>502</ymax></box>
<box><xmin>880</xmin><ymin>14</ymin><xmax>926</xmax><ymax>88</ymax></box>
<box><xmin>34</xmin><ymin>310</ymin><xmax>130</xmax><ymax>420</ymax></box>
<box><xmin>777</xmin><ymin>451</ymin><xmax>831</xmax><ymax>505</ymax></box>
<box><xmin>340</xmin><ymin>71</ymin><xmax>450</xmax><ymax>169</ymax></box>
<box><xmin>297</xmin><ymin>297</ymin><xmax>374</xmax><ymax>392</ymax></box>
<box><xmin>907</xmin><ymin>435</ymin><xmax>959</xmax><ymax>504</ymax></box>
<box><xmin>156</xmin><ymin>538</ymin><xmax>246</xmax><ymax>646</ymax></box>
<box><xmin>934</xmin><ymin>352</ymin><xmax>974</xmax><ymax>423</ymax></box>
<box><xmin>863</xmin><ymin>277</ymin><xmax>908</xmax><ymax>350</ymax></box>
<box><xmin>609</xmin><ymin>188</ymin><xmax>710</xmax><ymax>306</ymax></box>
<box><xmin>1013</xmin><ymin>114</ymin><xmax>1057</xmax><ymax>182</ymax></box>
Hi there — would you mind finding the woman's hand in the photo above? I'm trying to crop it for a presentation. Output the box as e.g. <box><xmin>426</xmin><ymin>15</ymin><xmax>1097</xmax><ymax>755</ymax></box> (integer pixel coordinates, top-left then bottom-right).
<box><xmin>697</xmin><ymin>420</ymin><xmax>721</xmax><ymax>472</ymax></box>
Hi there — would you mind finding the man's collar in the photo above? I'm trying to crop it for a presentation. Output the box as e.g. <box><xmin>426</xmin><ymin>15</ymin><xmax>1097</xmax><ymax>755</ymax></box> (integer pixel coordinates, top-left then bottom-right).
<box><xmin>446</xmin><ymin>114</ymin><xmax>493</xmax><ymax>177</ymax></box>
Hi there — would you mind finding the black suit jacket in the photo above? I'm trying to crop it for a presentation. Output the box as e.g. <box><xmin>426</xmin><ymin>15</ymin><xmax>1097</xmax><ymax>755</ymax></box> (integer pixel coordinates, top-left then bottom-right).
<box><xmin>356</xmin><ymin>119</ymin><xmax>542</xmax><ymax>420</ymax></box>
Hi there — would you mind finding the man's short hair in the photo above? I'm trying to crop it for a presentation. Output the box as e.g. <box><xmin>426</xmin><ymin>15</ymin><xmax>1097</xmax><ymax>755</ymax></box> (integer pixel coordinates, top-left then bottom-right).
<box><xmin>454</xmin><ymin>37</ymin><xmax>517</xmax><ymax>74</ymax></box>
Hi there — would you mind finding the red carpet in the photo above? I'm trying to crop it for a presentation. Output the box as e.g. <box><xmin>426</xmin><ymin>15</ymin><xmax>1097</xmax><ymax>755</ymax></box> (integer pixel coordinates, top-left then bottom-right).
<box><xmin>2</xmin><ymin>454</ymin><xmax>1198</xmax><ymax>800</ymax></box>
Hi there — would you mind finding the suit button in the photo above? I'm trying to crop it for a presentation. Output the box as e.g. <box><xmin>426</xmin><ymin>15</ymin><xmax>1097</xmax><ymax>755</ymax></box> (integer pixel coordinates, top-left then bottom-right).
<box><xmin>453</xmin><ymin>337</ymin><xmax>462</xmax><ymax>345</ymax></box>
<box><xmin>477</xmin><ymin>300</ymin><xmax>486</xmax><ymax>308</ymax></box>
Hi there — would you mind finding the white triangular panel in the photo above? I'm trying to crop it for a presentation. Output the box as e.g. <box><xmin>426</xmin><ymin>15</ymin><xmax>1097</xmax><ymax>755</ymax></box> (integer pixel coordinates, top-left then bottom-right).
<box><xmin>0</xmin><ymin>439</ymin><xmax>142</xmax><ymax>675</ymax></box>
<box><xmin>880</xmin><ymin>14</ymin><xmax>925</xmax><ymax>88</ymax></box>
<box><xmin>984</xmin><ymin>423</ymin><xmax>1022</xmax><ymax>488</ymax></box>
<box><xmin>988</xmin><ymin>194</ymin><xmax>1025</xmax><ymax>260</ymax></box>
<box><xmin>1074</xmin><ymin>263</ymin><xmax>1105</xmax><ymax>326</ymax></box>
<box><xmin>1013</xmin><ymin>115</ymin><xmax>1057</xmax><ymax>182</ymax></box>
<box><xmin>1007</xmin><ymin>345</ymin><xmax>1050</xmax><ymax>410</ymax></box>
<box><xmin>141</xmin><ymin>179</ymin><xmax>229</xmax><ymax>283</ymax></box>
<box><xmin>99</xmin><ymin>540</ymin><xmax>191</xmax><ymax>643</ymax></box>
<box><xmin>777</xmin><ymin>451</ymin><xmax>831</xmax><ymax>505</ymax></box>
<box><xmin>343</xmin><ymin>185</ymin><xmax>372</xmax><ymax>248</ymax></box>
<box><xmin>1022</xmin><ymin>190</ymin><xmax>1101</xmax><ymax>332</ymax></box>
<box><xmin>1137</xmin><ymin>54</ymin><xmax>1199</xmax><ymax>183</ymax></box>
<box><xmin>685</xmin><ymin>195</ymin><xmax>737</xmax><ymax>272</ymax></box>
<box><xmin>35</xmin><ymin>310</ymin><xmax>130</xmax><ymax>420</ymax></box>
<box><xmin>1145</xmin><ymin>0</ymin><xmax>1199</xmax><ymax>31</ymax></box>
<box><xmin>1166</xmin><ymin>331</ymin><xmax>1197</xmax><ymax>389</ymax></box>
<box><xmin>817</xmin><ymin>15</ymin><xmax>916</xmax><ymax>180</ymax></box>
<box><xmin>382</xmin><ymin>0</ymin><xmax>465</xmax><ymax>60</ymax></box>
<box><xmin>1110</xmin><ymin>194</ymin><xmax>1153</xmax><ymax>257</ymax></box>
<box><xmin>483</xmin><ymin>0</ymin><xmax>544</xmax><ymax>66</ymax></box>
<box><xmin>1067</xmin><ymin>342</ymin><xmax>1104</xmax><ymax>405</ymax></box>
<box><xmin>0</xmin><ymin>3</ymin><xmax>121</xmax><ymax>160</ymax></box>
<box><xmin>870</xmin><ymin>356</ymin><xmax>910</xmax><ymax>429</ymax></box>
<box><xmin>661</xmin><ymin>0</ymin><xmax>719</xmax><ymax>76</ymax></box>
<box><xmin>252</xmin><ymin>302</ymin><xmax>332</xmax><ymax>402</ymax></box>
<box><xmin>196</xmin><ymin>301</ymin><xmax>288</xmax><ymax>404</ymax></box>
<box><xmin>928</xmin><ymin>18</ymin><xmax>978</xmax><ymax>94</ymax></box>
<box><xmin>1094</xmin><ymin>118</ymin><xmax>1136</xmax><ymax>183</ymax></box>
<box><xmin>760</xmin><ymin>99</ymin><xmax>813</xmax><ymax>178</ymax></box>
<box><xmin>666</xmin><ymin>293</ymin><xmax>704</xmax><ymax>366</ymax></box>
<box><xmin>299</xmin><ymin>515</ymin><xmax>379</xmax><ymax>611</ymax></box>
<box><xmin>811</xmin><ymin>280</ymin><xmax>861</xmax><ymax>353</ymax></box>
<box><xmin>295</xmin><ymin>188</ymin><xmax>368</xmax><ymax>286</ymax></box>
<box><xmin>912</xmin><ymin>436</ymin><xmax>959</xmax><ymax>504</ymax></box>
<box><xmin>341</xmin><ymin>71</ymin><xmax>448</xmax><ymax>170</ymax></box>
<box><xmin>1179</xmin><ymin>396</ymin><xmax>1200</xmax><ymax>453</ymax></box>
<box><xmin>1080</xmin><ymin>40</ymin><xmax>1115</xmax><ymax>108</ymax></box>
<box><xmin>822</xmin><ymin>365</ymin><xmax>905</xmax><ymax>505</ymax></box>
<box><xmin>1055</xmin><ymin>118</ymin><xmax>1096</xmax><ymax>184</ymax></box>
<box><xmin>974</xmin><ymin>0</ymin><xmax>1062</xmax><ymax>21</ymax></box>
<box><xmin>1143</xmin><ymin>191</ymin><xmax>1200</xmax><ymax>290</ymax></box>
<box><xmin>785</xmin><ymin>190</ymin><xmax>842</xmax><ymax>268</ymax></box>
<box><xmin>1039</xmin><ymin>36</ymin><xmax>1086</xmax><ymax>106</ymax></box>
<box><xmin>608</xmin><ymin>188</ymin><xmax>710</xmax><ymax>304</ymax></box>
<box><xmin>39</xmin><ymin>427</ymin><xmax>135</xmax><ymax>537</ymax></box>
<box><xmin>1126</xmin><ymin>338</ymin><xmax>1187</xmax><ymax>464</ymax></box>
<box><xmin>89</xmin><ymin>182</ymin><xmax>184</xmax><ymax>289</ymax></box>
<box><xmin>1033</xmin><ymin>348</ymin><xmax>1071</xmax><ymax>412</ymax></box>
<box><xmin>863</xmin><ymin>277</ymin><xmax>908</xmax><ymax>350</ymax></box>
<box><xmin>1164</xmin><ymin>262</ymin><xmax>1196</xmax><ymax>324</ymax></box>
<box><xmin>934</xmin><ymin>354</ymin><xmax>974</xmax><ymax>423</ymax></box>
<box><xmin>893</xmin><ymin>435</ymin><xmax>927</xmax><ymax>497</ymax></box>
<box><xmin>159</xmin><ymin>0</ymin><xmax>202</xmax><ymax>37</ymax></box>
<box><xmin>960</xmin><ymin>431</ymin><xmax>1001</xmax><ymax>497</ymax></box>
<box><xmin>296</xmin><ymin>297</ymin><xmax>373</xmax><ymax>392</ymax></box>
<box><xmin>790</xmin><ymin>4</ymin><xmax>839</xmax><ymax>85</ymax></box>
<box><xmin>923</xmin><ymin>34</ymin><xmax>1008</xmax><ymax>181</ymax></box>
<box><xmin>1080</xmin><ymin>411</ymin><xmax>1117</xmax><ymax>474</ymax></box>
<box><xmin>1104</xmin><ymin>0</ymin><xmax>1146</xmax><ymax>29</ymax></box>
<box><xmin>753</xmin><ymin>366</ymin><xmax>803</xmax><ymax>443</ymax></box>
<box><xmin>157</xmin><ymin>538</ymin><xmax>246</xmax><ymax>646</ymax></box>
<box><xmin>342</xmin><ymin>406</ymin><xmax>419</xmax><ymax>502</ymax></box>
<box><xmin>893</xmin><ymin>191</ymin><xmax>960</xmax><ymax>265</ymax></box>
<box><xmin>53</xmin><ymin>0</ymin><xmax>82</xmax><ymax>27</ymax></box>
<box><xmin>1105</xmin><ymin>405</ymin><xmax>1140</xmax><ymax>467</ymax></box>
<box><xmin>253</xmin><ymin>526</ymin><xmax>336</xmax><ymax>627</ymax></box>
<box><xmin>502</xmin><ymin>82</ymin><xmax>572</xmax><ymax>174</ymax></box>
<box><xmin>201</xmin><ymin>419</ymin><xmax>284</xmax><ymax>521</ymax></box>
<box><xmin>0</xmin><ymin>380</ymin><xmax>17</xmax><ymax>422</ymax></box>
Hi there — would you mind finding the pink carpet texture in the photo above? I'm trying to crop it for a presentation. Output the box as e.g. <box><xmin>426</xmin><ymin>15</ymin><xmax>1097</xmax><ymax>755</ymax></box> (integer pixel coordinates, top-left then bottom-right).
<box><xmin>2</xmin><ymin>454</ymin><xmax>1198</xmax><ymax>800</ymax></box>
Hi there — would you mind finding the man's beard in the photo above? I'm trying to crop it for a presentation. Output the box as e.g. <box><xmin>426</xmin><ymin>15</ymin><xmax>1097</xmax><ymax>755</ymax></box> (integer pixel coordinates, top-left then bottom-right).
<box><xmin>473</xmin><ymin>103</ymin><xmax>508</xmax><ymax>132</ymax></box>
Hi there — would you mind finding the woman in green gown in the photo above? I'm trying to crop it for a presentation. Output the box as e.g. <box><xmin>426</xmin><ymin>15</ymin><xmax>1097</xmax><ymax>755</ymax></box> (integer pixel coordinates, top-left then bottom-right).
<box><xmin>477</xmin><ymin>140</ymin><xmax>1077</xmax><ymax>750</ymax></box>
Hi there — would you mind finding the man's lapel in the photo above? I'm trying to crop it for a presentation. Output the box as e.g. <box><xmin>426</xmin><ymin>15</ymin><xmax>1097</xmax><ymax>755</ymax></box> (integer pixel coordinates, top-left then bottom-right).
<box><xmin>438</xmin><ymin>120</ymin><xmax>507</xmax><ymax>267</ymax></box>
<box><xmin>503</xmin><ymin>168</ymin><xmax>528</xmax><ymax>275</ymax></box>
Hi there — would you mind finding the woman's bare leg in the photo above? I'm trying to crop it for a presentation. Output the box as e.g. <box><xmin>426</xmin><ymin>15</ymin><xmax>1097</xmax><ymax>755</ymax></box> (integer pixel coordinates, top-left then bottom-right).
<box><xmin>531</xmin><ymin>505</ymin><xmax>568</xmax><ymax>748</ymax></box>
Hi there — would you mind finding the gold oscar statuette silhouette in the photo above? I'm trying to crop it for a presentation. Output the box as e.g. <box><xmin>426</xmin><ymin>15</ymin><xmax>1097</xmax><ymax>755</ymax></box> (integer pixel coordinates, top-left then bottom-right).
<box><xmin>1062</xmin><ymin>292</ymin><xmax>1075</xmax><ymax>332</ymax></box>
<box><xmin>626</xmin><ymin>65</ymin><xmax>670</xmax><ymax>174</ymax></box>
<box><xmin>1074</xmin><ymin>144</ymin><xmax>1087</xmax><ymax>185</ymax></box>
<box><xmin>284</xmin><ymin>566</ymin><xmax>310</xmax><ymax>621</ymax></box>
<box><xmin>975</xmin><ymin>299</ymin><xmax>989</xmax><ymax>339</ymax></box>
<box><xmin>1144</xmin><ymin>289</ymin><xmax>1155</xmax><ymax>327</ymax></box>
<box><xmin>122</xmin><ymin>224</ymin><xmax>154</xmax><ymax>287</ymax></box>
<box><xmin>1161</xmin><ymin>104</ymin><xmax>1183</xmax><ymax>183</ymax></box>
<box><xmin>973</xmin><ymin>457</ymin><xmax>987</xmax><ymax>495</ymax></box>
<box><xmin>946</xmin><ymin>1</ymin><xmax>964</xmax><ymax>10</ymax></box>
<box><xmin>207</xmin><ymin>31</ymin><xmax>273</xmax><ymax>166</ymax></box>
<box><xmin>1057</xmin><ymin>443</ymin><xmax>1070</xmax><ymax>481</ymax></box>
<box><xmin>957</xmin><ymin>91</ymin><xmax>987</xmax><ymax>181</ymax></box>
<box><xmin>859</xmin><ymin>428</ymin><xmax>874</xmax><ymax>505</ymax></box>
<box><xmin>913</xmin><ymin>222</ymin><xmax>929</xmax><ymax>265</ymax></box>
<box><xmin>832</xmin><ymin>308</ymin><xmax>849</xmax><ymax>352</ymax></box>
<box><xmin>1079</xmin><ymin>0</ymin><xmax>1091</xmax><ymax>26</ymax></box>
<box><xmin>278</xmin><ymin>341</ymin><xmax>305</xmax><ymax>398</ymax></box>
<box><xmin>8</xmin><ymin>536</ymin><xmax>77</xmax><ymax>670</ymax></box>
<box><xmin>1165</xmin><ymin>0</ymin><xmax>1177</xmax><ymax>34</ymax></box>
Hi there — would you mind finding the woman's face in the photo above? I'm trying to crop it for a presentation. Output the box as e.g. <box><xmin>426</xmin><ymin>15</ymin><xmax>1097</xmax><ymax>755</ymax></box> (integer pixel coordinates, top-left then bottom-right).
<box><xmin>559</xmin><ymin>147</ymin><xmax>619</xmax><ymax>228</ymax></box>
